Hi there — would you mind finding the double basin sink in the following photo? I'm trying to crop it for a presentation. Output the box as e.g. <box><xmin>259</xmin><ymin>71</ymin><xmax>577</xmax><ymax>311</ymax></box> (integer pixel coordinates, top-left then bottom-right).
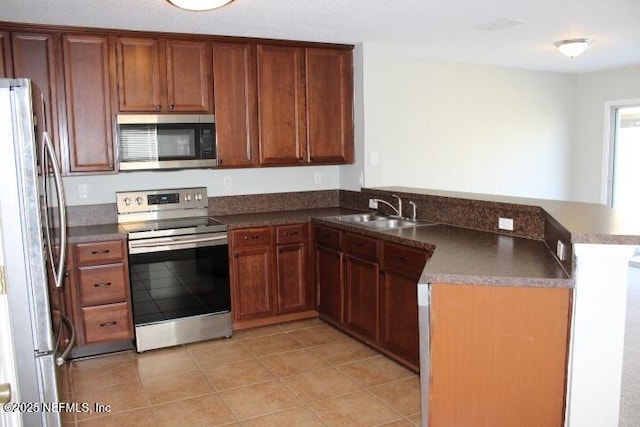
<box><xmin>330</xmin><ymin>213</ymin><xmax>437</xmax><ymax>230</ymax></box>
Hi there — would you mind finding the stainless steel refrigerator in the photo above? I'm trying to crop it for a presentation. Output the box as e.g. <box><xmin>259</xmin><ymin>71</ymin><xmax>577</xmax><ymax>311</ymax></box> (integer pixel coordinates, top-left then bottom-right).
<box><xmin>0</xmin><ymin>78</ymin><xmax>75</xmax><ymax>426</ymax></box>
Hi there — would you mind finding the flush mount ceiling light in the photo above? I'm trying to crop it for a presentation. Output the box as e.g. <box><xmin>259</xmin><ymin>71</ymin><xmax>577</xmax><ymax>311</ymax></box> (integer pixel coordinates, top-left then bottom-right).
<box><xmin>168</xmin><ymin>0</ymin><xmax>233</xmax><ymax>11</ymax></box>
<box><xmin>554</xmin><ymin>38</ymin><xmax>593</xmax><ymax>58</ymax></box>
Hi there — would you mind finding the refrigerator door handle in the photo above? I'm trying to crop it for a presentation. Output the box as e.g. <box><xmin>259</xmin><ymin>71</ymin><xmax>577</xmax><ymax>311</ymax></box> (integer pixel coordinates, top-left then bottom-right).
<box><xmin>42</xmin><ymin>131</ymin><xmax>67</xmax><ymax>289</ymax></box>
<box><xmin>55</xmin><ymin>313</ymin><xmax>75</xmax><ymax>366</ymax></box>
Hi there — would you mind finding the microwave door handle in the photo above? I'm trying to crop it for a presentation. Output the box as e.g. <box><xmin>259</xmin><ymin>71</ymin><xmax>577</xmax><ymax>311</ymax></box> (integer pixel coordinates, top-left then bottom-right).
<box><xmin>43</xmin><ymin>131</ymin><xmax>67</xmax><ymax>288</ymax></box>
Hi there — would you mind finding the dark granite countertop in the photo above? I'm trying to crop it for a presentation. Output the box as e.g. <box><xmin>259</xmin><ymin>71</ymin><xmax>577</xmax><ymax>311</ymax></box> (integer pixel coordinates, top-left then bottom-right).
<box><xmin>313</xmin><ymin>217</ymin><xmax>571</xmax><ymax>288</ymax></box>
<box><xmin>373</xmin><ymin>186</ymin><xmax>640</xmax><ymax>245</ymax></box>
<box><xmin>65</xmin><ymin>205</ymin><xmax>571</xmax><ymax>288</ymax></box>
<box><xmin>67</xmin><ymin>223</ymin><xmax>126</xmax><ymax>244</ymax></box>
<box><xmin>214</xmin><ymin>207</ymin><xmax>362</xmax><ymax>228</ymax></box>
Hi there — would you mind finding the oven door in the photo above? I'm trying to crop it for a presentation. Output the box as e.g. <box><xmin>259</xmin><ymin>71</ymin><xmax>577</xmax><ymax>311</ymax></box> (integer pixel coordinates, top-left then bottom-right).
<box><xmin>128</xmin><ymin>233</ymin><xmax>230</xmax><ymax>326</ymax></box>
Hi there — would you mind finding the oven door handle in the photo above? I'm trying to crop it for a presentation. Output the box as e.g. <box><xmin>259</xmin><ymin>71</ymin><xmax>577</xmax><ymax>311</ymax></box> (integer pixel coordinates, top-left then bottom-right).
<box><xmin>129</xmin><ymin>234</ymin><xmax>228</xmax><ymax>254</ymax></box>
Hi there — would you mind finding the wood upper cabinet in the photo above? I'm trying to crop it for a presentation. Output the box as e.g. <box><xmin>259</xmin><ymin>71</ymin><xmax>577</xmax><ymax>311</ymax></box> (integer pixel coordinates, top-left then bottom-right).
<box><xmin>165</xmin><ymin>39</ymin><xmax>211</xmax><ymax>112</ymax></box>
<box><xmin>62</xmin><ymin>34</ymin><xmax>116</xmax><ymax>173</ymax></box>
<box><xmin>116</xmin><ymin>36</ymin><xmax>212</xmax><ymax>113</ymax></box>
<box><xmin>212</xmin><ymin>42</ymin><xmax>258</xmax><ymax>167</ymax></box>
<box><xmin>275</xmin><ymin>224</ymin><xmax>311</xmax><ymax>314</ymax></box>
<box><xmin>256</xmin><ymin>44</ymin><xmax>307</xmax><ymax>165</ymax></box>
<box><xmin>428</xmin><ymin>284</ymin><xmax>572</xmax><ymax>426</ymax></box>
<box><xmin>116</xmin><ymin>37</ymin><xmax>162</xmax><ymax>112</ymax></box>
<box><xmin>0</xmin><ymin>31</ymin><xmax>12</xmax><ymax>77</ymax></box>
<box><xmin>305</xmin><ymin>48</ymin><xmax>354</xmax><ymax>164</ymax></box>
<box><xmin>11</xmin><ymin>32</ymin><xmax>63</xmax><ymax>164</ymax></box>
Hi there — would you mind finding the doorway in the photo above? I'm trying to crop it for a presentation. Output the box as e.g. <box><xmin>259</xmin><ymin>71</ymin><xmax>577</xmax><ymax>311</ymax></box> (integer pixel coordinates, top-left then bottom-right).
<box><xmin>604</xmin><ymin>101</ymin><xmax>640</xmax><ymax>210</ymax></box>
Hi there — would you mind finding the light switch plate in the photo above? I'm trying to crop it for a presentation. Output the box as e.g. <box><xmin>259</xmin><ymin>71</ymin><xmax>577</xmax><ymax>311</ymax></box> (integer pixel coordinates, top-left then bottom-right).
<box><xmin>369</xmin><ymin>199</ymin><xmax>378</xmax><ymax>209</ymax></box>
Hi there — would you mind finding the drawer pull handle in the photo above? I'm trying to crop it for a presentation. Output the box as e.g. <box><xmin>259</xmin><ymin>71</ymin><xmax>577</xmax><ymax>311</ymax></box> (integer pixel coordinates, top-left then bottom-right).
<box><xmin>283</xmin><ymin>231</ymin><xmax>298</xmax><ymax>236</ymax></box>
<box><xmin>93</xmin><ymin>282</ymin><xmax>112</xmax><ymax>288</ymax></box>
<box><xmin>99</xmin><ymin>321</ymin><xmax>118</xmax><ymax>327</ymax></box>
<box><xmin>91</xmin><ymin>249</ymin><xmax>110</xmax><ymax>255</ymax></box>
<box><xmin>398</xmin><ymin>256</ymin><xmax>406</xmax><ymax>261</ymax></box>
<box><xmin>244</xmin><ymin>235</ymin><xmax>260</xmax><ymax>240</ymax></box>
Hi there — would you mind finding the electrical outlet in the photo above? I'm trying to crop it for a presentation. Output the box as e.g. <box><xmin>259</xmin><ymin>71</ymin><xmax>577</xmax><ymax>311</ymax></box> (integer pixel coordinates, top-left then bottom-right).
<box><xmin>498</xmin><ymin>217</ymin><xmax>514</xmax><ymax>231</ymax></box>
<box><xmin>369</xmin><ymin>199</ymin><xmax>378</xmax><ymax>209</ymax></box>
<box><xmin>223</xmin><ymin>176</ymin><xmax>232</xmax><ymax>190</ymax></box>
<box><xmin>314</xmin><ymin>172</ymin><xmax>322</xmax><ymax>185</ymax></box>
<box><xmin>78</xmin><ymin>184</ymin><xmax>88</xmax><ymax>199</ymax></box>
<box><xmin>556</xmin><ymin>240</ymin><xmax>567</xmax><ymax>261</ymax></box>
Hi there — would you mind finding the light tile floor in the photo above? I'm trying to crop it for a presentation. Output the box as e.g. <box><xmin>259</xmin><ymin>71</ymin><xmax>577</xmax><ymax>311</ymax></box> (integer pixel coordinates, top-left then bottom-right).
<box><xmin>61</xmin><ymin>318</ymin><xmax>422</xmax><ymax>426</ymax></box>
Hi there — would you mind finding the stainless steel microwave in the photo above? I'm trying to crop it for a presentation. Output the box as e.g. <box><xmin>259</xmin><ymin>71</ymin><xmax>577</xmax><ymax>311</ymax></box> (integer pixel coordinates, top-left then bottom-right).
<box><xmin>117</xmin><ymin>114</ymin><xmax>217</xmax><ymax>171</ymax></box>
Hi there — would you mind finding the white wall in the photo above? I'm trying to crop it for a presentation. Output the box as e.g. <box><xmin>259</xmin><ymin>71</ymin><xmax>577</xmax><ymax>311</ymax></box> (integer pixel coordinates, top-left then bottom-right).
<box><xmin>63</xmin><ymin>165</ymin><xmax>340</xmax><ymax>205</ymax></box>
<box><xmin>357</xmin><ymin>43</ymin><xmax>576</xmax><ymax>200</ymax></box>
<box><xmin>572</xmin><ymin>65</ymin><xmax>640</xmax><ymax>203</ymax></box>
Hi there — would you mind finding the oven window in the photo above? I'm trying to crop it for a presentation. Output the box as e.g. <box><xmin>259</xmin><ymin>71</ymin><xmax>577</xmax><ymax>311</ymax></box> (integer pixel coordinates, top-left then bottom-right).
<box><xmin>129</xmin><ymin>245</ymin><xmax>230</xmax><ymax>325</ymax></box>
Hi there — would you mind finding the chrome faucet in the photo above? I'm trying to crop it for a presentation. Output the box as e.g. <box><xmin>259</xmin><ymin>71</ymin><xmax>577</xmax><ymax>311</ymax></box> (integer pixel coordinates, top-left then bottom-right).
<box><xmin>373</xmin><ymin>194</ymin><xmax>403</xmax><ymax>218</ymax></box>
<box><xmin>408</xmin><ymin>201</ymin><xmax>417</xmax><ymax>221</ymax></box>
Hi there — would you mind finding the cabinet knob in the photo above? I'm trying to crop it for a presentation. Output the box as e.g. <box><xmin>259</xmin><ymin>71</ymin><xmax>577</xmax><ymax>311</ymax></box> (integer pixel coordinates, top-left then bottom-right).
<box><xmin>155</xmin><ymin>104</ymin><xmax>162</xmax><ymax>110</ymax></box>
<box><xmin>169</xmin><ymin>104</ymin><xmax>175</xmax><ymax>110</ymax></box>
<box><xmin>0</xmin><ymin>383</ymin><xmax>12</xmax><ymax>404</ymax></box>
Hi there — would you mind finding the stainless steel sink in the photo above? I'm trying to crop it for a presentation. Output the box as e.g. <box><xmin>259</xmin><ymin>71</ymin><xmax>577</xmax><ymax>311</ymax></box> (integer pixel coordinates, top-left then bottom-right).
<box><xmin>331</xmin><ymin>213</ymin><xmax>437</xmax><ymax>230</ymax></box>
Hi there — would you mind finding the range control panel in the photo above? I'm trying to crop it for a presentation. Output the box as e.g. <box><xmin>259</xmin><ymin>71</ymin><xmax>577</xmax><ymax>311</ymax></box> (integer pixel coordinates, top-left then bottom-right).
<box><xmin>116</xmin><ymin>187</ymin><xmax>208</xmax><ymax>215</ymax></box>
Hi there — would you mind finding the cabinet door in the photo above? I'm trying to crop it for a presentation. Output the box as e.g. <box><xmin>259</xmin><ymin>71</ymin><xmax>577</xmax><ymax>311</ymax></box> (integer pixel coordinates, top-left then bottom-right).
<box><xmin>256</xmin><ymin>44</ymin><xmax>307</xmax><ymax>165</ymax></box>
<box><xmin>380</xmin><ymin>269</ymin><xmax>419</xmax><ymax>368</ymax></box>
<box><xmin>0</xmin><ymin>31</ymin><xmax>12</xmax><ymax>78</ymax></box>
<box><xmin>11</xmin><ymin>32</ymin><xmax>63</xmax><ymax>166</ymax></box>
<box><xmin>305</xmin><ymin>48</ymin><xmax>354</xmax><ymax>164</ymax></box>
<box><xmin>315</xmin><ymin>245</ymin><xmax>343</xmax><ymax>323</ymax></box>
<box><xmin>231</xmin><ymin>247</ymin><xmax>274</xmax><ymax>320</ymax></box>
<box><xmin>116</xmin><ymin>37</ymin><xmax>163</xmax><ymax>112</ymax></box>
<box><xmin>344</xmin><ymin>255</ymin><xmax>379</xmax><ymax>342</ymax></box>
<box><xmin>276</xmin><ymin>242</ymin><xmax>310</xmax><ymax>314</ymax></box>
<box><xmin>212</xmin><ymin>42</ymin><xmax>258</xmax><ymax>167</ymax></box>
<box><xmin>62</xmin><ymin>34</ymin><xmax>115</xmax><ymax>173</ymax></box>
<box><xmin>165</xmin><ymin>39</ymin><xmax>211</xmax><ymax>112</ymax></box>
<box><xmin>429</xmin><ymin>284</ymin><xmax>571</xmax><ymax>426</ymax></box>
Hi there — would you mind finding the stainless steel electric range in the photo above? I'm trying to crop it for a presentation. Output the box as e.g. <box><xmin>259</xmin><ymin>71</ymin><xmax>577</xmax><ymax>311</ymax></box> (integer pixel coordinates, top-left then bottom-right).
<box><xmin>116</xmin><ymin>187</ymin><xmax>231</xmax><ymax>352</ymax></box>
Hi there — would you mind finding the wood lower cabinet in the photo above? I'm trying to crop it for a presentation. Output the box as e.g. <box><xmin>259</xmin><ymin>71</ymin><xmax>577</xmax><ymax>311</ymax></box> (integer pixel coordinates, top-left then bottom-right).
<box><xmin>380</xmin><ymin>242</ymin><xmax>431</xmax><ymax>369</ymax></box>
<box><xmin>313</xmin><ymin>224</ymin><xmax>430</xmax><ymax>370</ymax></box>
<box><xmin>230</xmin><ymin>227</ymin><xmax>274</xmax><ymax>321</ymax></box>
<box><xmin>62</xmin><ymin>33</ymin><xmax>115</xmax><ymax>173</ymax></box>
<box><xmin>116</xmin><ymin>36</ymin><xmax>212</xmax><ymax>113</ymax></box>
<box><xmin>230</xmin><ymin>224</ymin><xmax>313</xmax><ymax>329</ymax></box>
<box><xmin>276</xmin><ymin>223</ymin><xmax>312</xmax><ymax>314</ymax></box>
<box><xmin>69</xmin><ymin>239</ymin><xmax>133</xmax><ymax>350</ymax></box>
<box><xmin>428</xmin><ymin>284</ymin><xmax>572</xmax><ymax>426</ymax></box>
<box><xmin>212</xmin><ymin>42</ymin><xmax>258</xmax><ymax>167</ymax></box>
<box><xmin>0</xmin><ymin>31</ymin><xmax>11</xmax><ymax>77</ymax></box>
<box><xmin>343</xmin><ymin>232</ymin><xmax>380</xmax><ymax>343</ymax></box>
<box><xmin>314</xmin><ymin>225</ymin><xmax>343</xmax><ymax>323</ymax></box>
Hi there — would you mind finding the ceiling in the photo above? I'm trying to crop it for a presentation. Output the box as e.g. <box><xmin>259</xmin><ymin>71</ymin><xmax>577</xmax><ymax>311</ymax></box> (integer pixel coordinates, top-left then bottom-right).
<box><xmin>2</xmin><ymin>0</ymin><xmax>639</xmax><ymax>74</ymax></box>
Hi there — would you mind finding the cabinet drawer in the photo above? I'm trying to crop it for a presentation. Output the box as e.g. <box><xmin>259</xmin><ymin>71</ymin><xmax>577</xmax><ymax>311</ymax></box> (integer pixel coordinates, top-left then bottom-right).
<box><xmin>276</xmin><ymin>223</ymin><xmax>306</xmax><ymax>244</ymax></box>
<box><xmin>78</xmin><ymin>263</ymin><xmax>128</xmax><ymax>306</ymax></box>
<box><xmin>82</xmin><ymin>302</ymin><xmax>132</xmax><ymax>343</ymax></box>
<box><xmin>343</xmin><ymin>232</ymin><xmax>379</xmax><ymax>262</ymax></box>
<box><xmin>232</xmin><ymin>227</ymin><xmax>272</xmax><ymax>249</ymax></box>
<box><xmin>75</xmin><ymin>240</ymin><xmax>124</xmax><ymax>265</ymax></box>
<box><xmin>314</xmin><ymin>225</ymin><xmax>341</xmax><ymax>250</ymax></box>
<box><xmin>382</xmin><ymin>242</ymin><xmax>430</xmax><ymax>276</ymax></box>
